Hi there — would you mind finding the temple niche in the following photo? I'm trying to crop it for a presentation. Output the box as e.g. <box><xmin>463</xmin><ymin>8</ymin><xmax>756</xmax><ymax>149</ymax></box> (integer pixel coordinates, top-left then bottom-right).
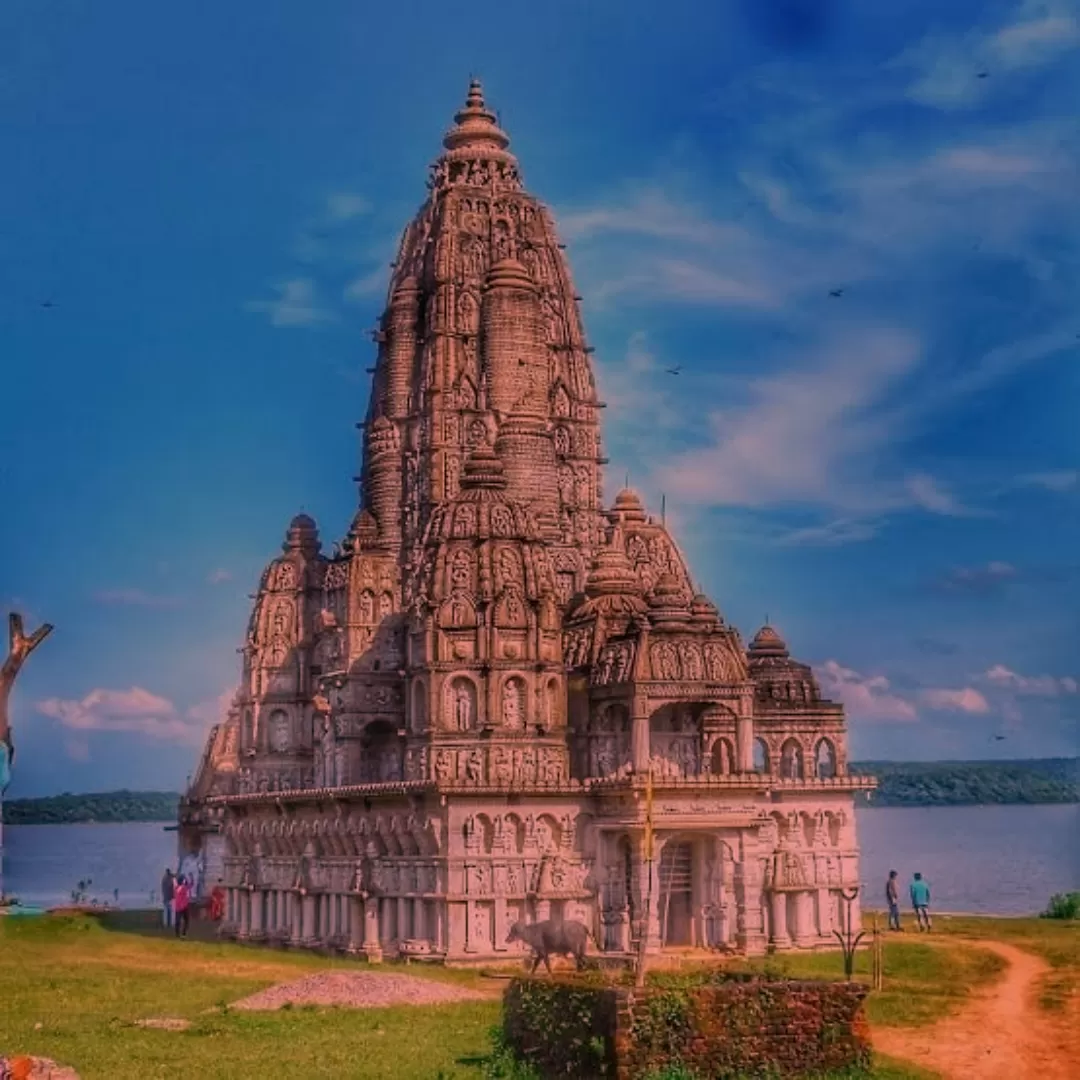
<box><xmin>179</xmin><ymin>80</ymin><xmax>874</xmax><ymax>963</ymax></box>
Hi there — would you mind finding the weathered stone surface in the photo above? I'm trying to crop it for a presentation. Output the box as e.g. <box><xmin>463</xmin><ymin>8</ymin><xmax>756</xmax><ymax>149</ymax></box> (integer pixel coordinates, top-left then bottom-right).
<box><xmin>0</xmin><ymin>1057</ymin><xmax>80</xmax><ymax>1080</ymax></box>
<box><xmin>179</xmin><ymin>81</ymin><xmax>875</xmax><ymax>965</ymax></box>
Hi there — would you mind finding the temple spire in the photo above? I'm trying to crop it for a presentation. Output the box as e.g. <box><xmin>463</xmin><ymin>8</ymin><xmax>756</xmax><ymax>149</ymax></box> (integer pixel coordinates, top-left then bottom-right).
<box><xmin>441</xmin><ymin>77</ymin><xmax>514</xmax><ymax>159</ymax></box>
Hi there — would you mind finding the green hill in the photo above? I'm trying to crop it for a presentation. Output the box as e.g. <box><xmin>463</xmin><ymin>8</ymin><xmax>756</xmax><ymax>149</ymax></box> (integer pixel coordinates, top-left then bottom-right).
<box><xmin>851</xmin><ymin>758</ymin><xmax>1078</xmax><ymax>807</ymax></box>
<box><xmin>1</xmin><ymin>790</ymin><xmax>180</xmax><ymax>825</ymax></box>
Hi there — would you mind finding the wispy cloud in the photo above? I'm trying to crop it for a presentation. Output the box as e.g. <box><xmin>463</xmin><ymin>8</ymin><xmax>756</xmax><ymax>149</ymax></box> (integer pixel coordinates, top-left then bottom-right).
<box><xmin>246</xmin><ymin>279</ymin><xmax>336</xmax><ymax>328</ymax></box>
<box><xmin>919</xmin><ymin>687</ymin><xmax>991</xmax><ymax>714</ymax></box>
<box><xmin>892</xmin><ymin>0</ymin><xmax>1080</xmax><ymax>110</ymax></box>
<box><xmin>816</xmin><ymin>660</ymin><xmax>918</xmax><ymax>722</ymax></box>
<box><xmin>92</xmin><ymin>588</ymin><xmax>182</xmax><ymax>609</ymax></box>
<box><xmin>934</xmin><ymin>561</ymin><xmax>1018</xmax><ymax>595</ymax></box>
<box><xmin>36</xmin><ymin>686</ymin><xmax>232</xmax><ymax>746</ymax></box>
<box><xmin>325</xmin><ymin>192</ymin><xmax>370</xmax><ymax>221</ymax></box>
<box><xmin>984</xmin><ymin>663</ymin><xmax>1078</xmax><ymax>696</ymax></box>
<box><xmin>344</xmin><ymin>266</ymin><xmax>388</xmax><ymax>302</ymax></box>
<box><xmin>774</xmin><ymin>517</ymin><xmax>882</xmax><ymax>547</ymax></box>
<box><xmin>207</xmin><ymin>569</ymin><xmax>232</xmax><ymax>585</ymax></box>
<box><xmin>1016</xmin><ymin>469</ymin><xmax>1078</xmax><ymax>492</ymax></box>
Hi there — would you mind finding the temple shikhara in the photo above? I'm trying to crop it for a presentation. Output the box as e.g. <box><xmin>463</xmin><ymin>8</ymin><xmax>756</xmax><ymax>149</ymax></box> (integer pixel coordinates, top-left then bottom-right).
<box><xmin>180</xmin><ymin>81</ymin><xmax>875</xmax><ymax>961</ymax></box>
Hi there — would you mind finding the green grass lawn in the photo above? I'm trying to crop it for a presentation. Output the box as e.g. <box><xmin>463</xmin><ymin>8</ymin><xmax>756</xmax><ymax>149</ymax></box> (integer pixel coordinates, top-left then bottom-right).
<box><xmin>4</xmin><ymin>912</ymin><xmax>1071</xmax><ymax>1079</ymax></box>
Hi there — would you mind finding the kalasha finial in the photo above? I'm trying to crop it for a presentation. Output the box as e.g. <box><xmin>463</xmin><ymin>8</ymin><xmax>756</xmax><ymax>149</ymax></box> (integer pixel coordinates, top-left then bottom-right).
<box><xmin>442</xmin><ymin>76</ymin><xmax>513</xmax><ymax>158</ymax></box>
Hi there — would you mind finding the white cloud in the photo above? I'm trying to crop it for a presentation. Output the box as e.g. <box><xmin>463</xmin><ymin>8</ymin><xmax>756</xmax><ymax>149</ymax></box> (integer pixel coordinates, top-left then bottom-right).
<box><xmin>344</xmin><ymin>267</ymin><xmax>388</xmax><ymax>302</ymax></box>
<box><xmin>207</xmin><ymin>569</ymin><xmax>232</xmax><ymax>585</ymax></box>
<box><xmin>325</xmin><ymin>192</ymin><xmax>370</xmax><ymax>221</ymax></box>
<box><xmin>893</xmin><ymin>0</ymin><xmax>1080</xmax><ymax>110</ymax></box>
<box><xmin>774</xmin><ymin>517</ymin><xmax>882</xmax><ymax>547</ymax></box>
<box><xmin>816</xmin><ymin>660</ymin><xmax>918</xmax><ymax>722</ymax></box>
<box><xmin>904</xmin><ymin>474</ymin><xmax>974</xmax><ymax>517</ymax></box>
<box><xmin>36</xmin><ymin>686</ymin><xmax>232</xmax><ymax>746</ymax></box>
<box><xmin>984</xmin><ymin>664</ymin><xmax>1079</xmax><ymax>696</ymax></box>
<box><xmin>938</xmin><ymin>561</ymin><xmax>1018</xmax><ymax>593</ymax></box>
<box><xmin>654</xmin><ymin>327</ymin><xmax>920</xmax><ymax>512</ymax></box>
<box><xmin>920</xmin><ymin>687</ymin><xmax>991</xmax><ymax>713</ymax></box>
<box><xmin>246</xmin><ymin>279</ymin><xmax>336</xmax><ymax>328</ymax></box>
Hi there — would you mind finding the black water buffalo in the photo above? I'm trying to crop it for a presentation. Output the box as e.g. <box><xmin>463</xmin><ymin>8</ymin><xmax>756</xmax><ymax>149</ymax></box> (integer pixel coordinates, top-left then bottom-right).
<box><xmin>506</xmin><ymin>918</ymin><xmax>592</xmax><ymax>973</ymax></box>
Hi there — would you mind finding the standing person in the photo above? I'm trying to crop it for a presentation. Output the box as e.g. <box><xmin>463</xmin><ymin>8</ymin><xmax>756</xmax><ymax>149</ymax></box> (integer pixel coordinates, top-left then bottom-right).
<box><xmin>160</xmin><ymin>868</ymin><xmax>175</xmax><ymax>929</ymax></box>
<box><xmin>886</xmin><ymin>870</ymin><xmax>902</xmax><ymax>931</ymax></box>
<box><xmin>173</xmin><ymin>875</ymin><xmax>191</xmax><ymax>939</ymax></box>
<box><xmin>910</xmin><ymin>872</ymin><xmax>932</xmax><ymax>932</ymax></box>
<box><xmin>209</xmin><ymin>879</ymin><xmax>226</xmax><ymax>922</ymax></box>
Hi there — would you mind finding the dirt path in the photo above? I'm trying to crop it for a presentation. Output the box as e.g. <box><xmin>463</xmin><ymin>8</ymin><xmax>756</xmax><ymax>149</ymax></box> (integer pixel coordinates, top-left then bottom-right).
<box><xmin>873</xmin><ymin>939</ymin><xmax>1078</xmax><ymax>1079</ymax></box>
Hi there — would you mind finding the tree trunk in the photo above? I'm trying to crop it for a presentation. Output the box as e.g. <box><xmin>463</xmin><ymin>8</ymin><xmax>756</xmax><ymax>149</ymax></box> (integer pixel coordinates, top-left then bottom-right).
<box><xmin>0</xmin><ymin>611</ymin><xmax>54</xmax><ymax>761</ymax></box>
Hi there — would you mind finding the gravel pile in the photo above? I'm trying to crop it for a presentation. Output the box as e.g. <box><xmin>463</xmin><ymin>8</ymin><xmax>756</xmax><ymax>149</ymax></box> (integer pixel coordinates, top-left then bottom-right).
<box><xmin>230</xmin><ymin>971</ymin><xmax>487</xmax><ymax>1011</ymax></box>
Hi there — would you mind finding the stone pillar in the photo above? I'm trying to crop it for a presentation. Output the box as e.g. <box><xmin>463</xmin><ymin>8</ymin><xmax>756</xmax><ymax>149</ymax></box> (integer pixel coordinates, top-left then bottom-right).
<box><xmin>770</xmin><ymin>890</ymin><xmax>789</xmax><ymax>947</ymax></box>
<box><xmin>362</xmin><ymin>896</ymin><xmax>383</xmax><ymax>961</ymax></box>
<box><xmin>251</xmin><ymin>889</ymin><xmax>265</xmax><ymax>939</ymax></box>
<box><xmin>397</xmin><ymin>895</ymin><xmax>408</xmax><ymax>944</ymax></box>
<box><xmin>238</xmin><ymin>891</ymin><xmax>251</xmax><ymax>939</ymax></box>
<box><xmin>493</xmin><ymin>895</ymin><xmax>508</xmax><ymax>951</ymax></box>
<box><xmin>795</xmin><ymin>891</ymin><xmax>815</xmax><ymax>947</ymax></box>
<box><xmin>631</xmin><ymin>705</ymin><xmax>651</xmax><ymax>772</ymax></box>
<box><xmin>736</xmin><ymin>714</ymin><xmax>754</xmax><ymax>772</ymax></box>
<box><xmin>301</xmin><ymin>893</ymin><xmax>316</xmax><ymax>944</ymax></box>
<box><xmin>817</xmin><ymin>887</ymin><xmax>831</xmax><ymax>937</ymax></box>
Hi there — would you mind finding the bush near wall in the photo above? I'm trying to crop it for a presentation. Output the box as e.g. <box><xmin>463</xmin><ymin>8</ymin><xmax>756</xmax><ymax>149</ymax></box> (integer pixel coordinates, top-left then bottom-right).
<box><xmin>502</xmin><ymin>971</ymin><xmax>871</xmax><ymax>1079</ymax></box>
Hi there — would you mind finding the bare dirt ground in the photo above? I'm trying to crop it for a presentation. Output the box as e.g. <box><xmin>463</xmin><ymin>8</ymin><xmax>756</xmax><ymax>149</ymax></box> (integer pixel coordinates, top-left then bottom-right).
<box><xmin>230</xmin><ymin>970</ymin><xmax>491</xmax><ymax>1011</ymax></box>
<box><xmin>873</xmin><ymin>939</ymin><xmax>1079</xmax><ymax>1080</ymax></box>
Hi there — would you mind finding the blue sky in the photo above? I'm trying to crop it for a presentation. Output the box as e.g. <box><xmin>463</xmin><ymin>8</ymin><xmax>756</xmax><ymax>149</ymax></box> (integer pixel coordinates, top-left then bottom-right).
<box><xmin>2</xmin><ymin>0</ymin><xmax>1077</xmax><ymax>797</ymax></box>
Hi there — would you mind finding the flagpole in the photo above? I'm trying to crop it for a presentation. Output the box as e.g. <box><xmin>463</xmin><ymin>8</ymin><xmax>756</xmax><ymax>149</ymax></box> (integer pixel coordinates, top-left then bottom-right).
<box><xmin>635</xmin><ymin>761</ymin><xmax>654</xmax><ymax>989</ymax></box>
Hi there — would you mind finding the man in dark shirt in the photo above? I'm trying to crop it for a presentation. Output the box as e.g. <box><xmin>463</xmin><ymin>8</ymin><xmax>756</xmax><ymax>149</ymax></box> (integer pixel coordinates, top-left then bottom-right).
<box><xmin>160</xmin><ymin>868</ymin><xmax>175</xmax><ymax>929</ymax></box>
<box><xmin>886</xmin><ymin>870</ymin><xmax>901</xmax><ymax>930</ymax></box>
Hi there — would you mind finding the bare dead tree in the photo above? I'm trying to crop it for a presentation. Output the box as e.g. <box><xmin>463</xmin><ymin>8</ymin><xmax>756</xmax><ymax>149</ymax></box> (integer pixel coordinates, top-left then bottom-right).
<box><xmin>0</xmin><ymin>612</ymin><xmax>54</xmax><ymax>769</ymax></box>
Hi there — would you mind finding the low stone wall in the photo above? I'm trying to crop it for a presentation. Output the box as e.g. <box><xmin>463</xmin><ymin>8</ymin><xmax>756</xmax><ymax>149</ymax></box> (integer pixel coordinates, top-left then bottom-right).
<box><xmin>503</xmin><ymin>972</ymin><xmax>871</xmax><ymax>1079</ymax></box>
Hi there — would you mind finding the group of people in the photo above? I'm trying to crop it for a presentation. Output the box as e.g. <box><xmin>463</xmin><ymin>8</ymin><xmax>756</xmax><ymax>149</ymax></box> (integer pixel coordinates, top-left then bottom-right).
<box><xmin>885</xmin><ymin>870</ymin><xmax>933</xmax><ymax>931</ymax></box>
<box><xmin>160</xmin><ymin>869</ymin><xmax>226</xmax><ymax>938</ymax></box>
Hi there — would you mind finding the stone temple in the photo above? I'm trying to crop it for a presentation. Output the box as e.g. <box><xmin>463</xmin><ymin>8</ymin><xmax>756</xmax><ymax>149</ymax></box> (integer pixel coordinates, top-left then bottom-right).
<box><xmin>180</xmin><ymin>81</ymin><xmax>875</xmax><ymax>962</ymax></box>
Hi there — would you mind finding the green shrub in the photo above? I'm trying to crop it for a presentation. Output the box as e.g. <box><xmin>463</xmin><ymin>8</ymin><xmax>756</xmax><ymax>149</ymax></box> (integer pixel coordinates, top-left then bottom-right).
<box><xmin>1041</xmin><ymin>892</ymin><xmax>1080</xmax><ymax>920</ymax></box>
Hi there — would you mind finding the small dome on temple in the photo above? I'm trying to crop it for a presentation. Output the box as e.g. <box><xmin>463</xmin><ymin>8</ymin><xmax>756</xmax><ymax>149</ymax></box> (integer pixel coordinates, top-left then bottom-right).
<box><xmin>485</xmin><ymin>257</ymin><xmax>536</xmax><ymax>292</ymax></box>
<box><xmin>342</xmin><ymin>508</ymin><xmax>379</xmax><ymax>552</ymax></box>
<box><xmin>585</xmin><ymin>545</ymin><xmax>640</xmax><ymax>598</ymax></box>
<box><xmin>460</xmin><ymin>447</ymin><xmax>507</xmax><ymax>489</ymax></box>
<box><xmin>611</xmin><ymin>488</ymin><xmax>648</xmax><ymax>524</ymax></box>
<box><xmin>283</xmin><ymin>513</ymin><xmax>321</xmax><ymax>554</ymax></box>
<box><xmin>648</xmin><ymin>573</ymin><xmax>690</xmax><ymax>627</ymax></box>
<box><xmin>749</xmin><ymin>624</ymin><xmax>789</xmax><ymax>657</ymax></box>
<box><xmin>690</xmin><ymin>592</ymin><xmax>720</xmax><ymax>625</ymax></box>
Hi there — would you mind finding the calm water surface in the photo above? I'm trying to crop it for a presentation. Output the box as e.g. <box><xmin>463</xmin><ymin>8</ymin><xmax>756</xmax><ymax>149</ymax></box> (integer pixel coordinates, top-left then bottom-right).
<box><xmin>3</xmin><ymin>804</ymin><xmax>1077</xmax><ymax>914</ymax></box>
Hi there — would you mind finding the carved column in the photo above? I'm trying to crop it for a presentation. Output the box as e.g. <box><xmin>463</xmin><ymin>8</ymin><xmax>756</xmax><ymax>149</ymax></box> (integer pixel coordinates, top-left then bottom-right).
<box><xmin>816</xmin><ymin>886</ymin><xmax>831</xmax><ymax>936</ymax></box>
<box><xmin>301</xmin><ymin>893</ymin><xmax>316</xmax><ymax>943</ymax></box>
<box><xmin>362</xmin><ymin>896</ymin><xmax>383</xmax><ymax>961</ymax></box>
<box><xmin>770</xmin><ymin>890</ymin><xmax>789</xmax><ymax>947</ymax></box>
<box><xmin>237</xmin><ymin>890</ymin><xmax>251</xmax><ymax>939</ymax></box>
<box><xmin>631</xmin><ymin>701</ymin><xmax>650</xmax><ymax>772</ymax></box>
<box><xmin>736</xmin><ymin>714</ymin><xmax>754</xmax><ymax>773</ymax></box>
<box><xmin>794</xmin><ymin>891</ymin><xmax>815</xmax><ymax>947</ymax></box>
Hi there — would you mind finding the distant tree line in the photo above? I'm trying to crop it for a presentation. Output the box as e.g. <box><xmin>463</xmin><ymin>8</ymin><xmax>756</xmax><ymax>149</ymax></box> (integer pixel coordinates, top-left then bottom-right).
<box><xmin>1</xmin><ymin>760</ymin><xmax>1076</xmax><ymax>823</ymax></box>
<box><xmin>1</xmin><ymin>789</ymin><xmax>180</xmax><ymax>825</ymax></box>
<box><xmin>851</xmin><ymin>758</ymin><xmax>1078</xmax><ymax>807</ymax></box>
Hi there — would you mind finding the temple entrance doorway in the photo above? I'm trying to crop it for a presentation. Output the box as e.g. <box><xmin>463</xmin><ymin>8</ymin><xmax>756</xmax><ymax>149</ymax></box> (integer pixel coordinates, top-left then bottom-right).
<box><xmin>659</xmin><ymin>840</ymin><xmax>694</xmax><ymax>946</ymax></box>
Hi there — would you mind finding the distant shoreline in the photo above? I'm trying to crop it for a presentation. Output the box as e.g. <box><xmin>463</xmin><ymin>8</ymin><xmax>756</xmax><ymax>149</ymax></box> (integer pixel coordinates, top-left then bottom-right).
<box><xmin>2</xmin><ymin>759</ymin><xmax>1076</xmax><ymax>824</ymax></box>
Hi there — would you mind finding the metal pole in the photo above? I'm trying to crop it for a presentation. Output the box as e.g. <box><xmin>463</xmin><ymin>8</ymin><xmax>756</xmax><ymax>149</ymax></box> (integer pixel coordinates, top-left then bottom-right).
<box><xmin>634</xmin><ymin>764</ymin><xmax>654</xmax><ymax>989</ymax></box>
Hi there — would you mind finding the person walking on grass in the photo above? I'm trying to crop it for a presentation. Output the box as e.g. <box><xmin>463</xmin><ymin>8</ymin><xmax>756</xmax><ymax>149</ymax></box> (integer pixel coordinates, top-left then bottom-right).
<box><xmin>886</xmin><ymin>870</ymin><xmax>902</xmax><ymax>930</ymax></box>
<box><xmin>160</xmin><ymin>868</ymin><xmax>175</xmax><ymax>930</ymax></box>
<box><xmin>910</xmin><ymin>872</ymin><xmax>932</xmax><ymax>931</ymax></box>
<box><xmin>173</xmin><ymin>875</ymin><xmax>191</xmax><ymax>939</ymax></box>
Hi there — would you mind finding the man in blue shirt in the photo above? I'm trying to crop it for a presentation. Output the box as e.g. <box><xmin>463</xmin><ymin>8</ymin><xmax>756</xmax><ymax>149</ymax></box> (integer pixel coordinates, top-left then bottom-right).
<box><xmin>910</xmin><ymin>872</ymin><xmax>932</xmax><ymax>931</ymax></box>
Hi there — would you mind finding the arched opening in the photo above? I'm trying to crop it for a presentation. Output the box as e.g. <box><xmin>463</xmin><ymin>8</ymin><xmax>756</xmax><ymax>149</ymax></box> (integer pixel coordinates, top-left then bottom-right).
<box><xmin>815</xmin><ymin>738</ymin><xmax>837</xmax><ymax>779</ymax></box>
<box><xmin>710</xmin><ymin>738</ymin><xmax>736</xmax><ymax>776</ymax></box>
<box><xmin>752</xmin><ymin>737</ymin><xmax>770</xmax><ymax>774</ymax></box>
<box><xmin>590</xmin><ymin>703</ymin><xmax>630</xmax><ymax>778</ymax></box>
<box><xmin>359</xmin><ymin>720</ymin><xmax>400</xmax><ymax>783</ymax></box>
<box><xmin>411</xmin><ymin>680</ymin><xmax>427</xmax><ymax>732</ymax></box>
<box><xmin>268</xmin><ymin>709</ymin><xmax>290</xmax><ymax>753</ymax></box>
<box><xmin>649</xmin><ymin>705</ymin><xmax>700</xmax><ymax>777</ymax></box>
<box><xmin>780</xmin><ymin>738</ymin><xmax>804</xmax><ymax>780</ymax></box>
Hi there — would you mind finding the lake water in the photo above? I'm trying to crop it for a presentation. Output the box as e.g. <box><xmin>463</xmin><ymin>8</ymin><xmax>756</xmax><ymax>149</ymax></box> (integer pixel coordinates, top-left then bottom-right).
<box><xmin>2</xmin><ymin>805</ymin><xmax>1077</xmax><ymax>915</ymax></box>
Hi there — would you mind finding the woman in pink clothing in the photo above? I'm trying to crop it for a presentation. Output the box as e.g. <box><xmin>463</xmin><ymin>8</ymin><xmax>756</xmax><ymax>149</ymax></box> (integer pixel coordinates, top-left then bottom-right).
<box><xmin>173</xmin><ymin>876</ymin><xmax>191</xmax><ymax>938</ymax></box>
